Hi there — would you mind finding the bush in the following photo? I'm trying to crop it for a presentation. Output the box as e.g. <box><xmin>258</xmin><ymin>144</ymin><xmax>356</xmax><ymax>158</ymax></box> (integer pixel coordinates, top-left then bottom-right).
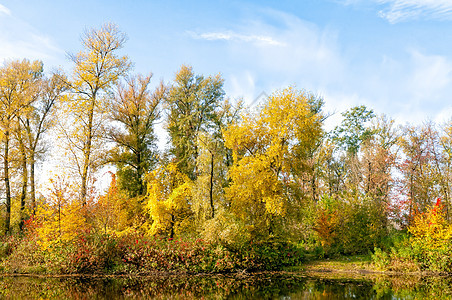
<box><xmin>1</xmin><ymin>230</ymin><xmax>304</xmax><ymax>275</ymax></box>
<box><xmin>371</xmin><ymin>199</ymin><xmax>452</xmax><ymax>273</ymax></box>
<box><xmin>233</xmin><ymin>239</ymin><xmax>304</xmax><ymax>271</ymax></box>
<box><xmin>0</xmin><ymin>234</ymin><xmax>46</xmax><ymax>274</ymax></box>
<box><xmin>372</xmin><ymin>247</ymin><xmax>390</xmax><ymax>271</ymax></box>
<box><xmin>408</xmin><ymin>199</ymin><xmax>452</xmax><ymax>272</ymax></box>
<box><xmin>313</xmin><ymin>195</ymin><xmax>388</xmax><ymax>256</ymax></box>
<box><xmin>0</xmin><ymin>235</ymin><xmax>21</xmax><ymax>261</ymax></box>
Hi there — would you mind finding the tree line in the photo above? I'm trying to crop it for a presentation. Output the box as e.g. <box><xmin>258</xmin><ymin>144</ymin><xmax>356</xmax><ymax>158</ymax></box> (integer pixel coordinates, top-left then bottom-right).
<box><xmin>0</xmin><ymin>23</ymin><xmax>451</xmax><ymax>255</ymax></box>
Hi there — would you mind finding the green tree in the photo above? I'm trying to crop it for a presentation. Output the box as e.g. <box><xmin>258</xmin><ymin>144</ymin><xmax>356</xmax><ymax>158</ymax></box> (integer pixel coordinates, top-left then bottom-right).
<box><xmin>107</xmin><ymin>74</ymin><xmax>164</xmax><ymax>197</ymax></box>
<box><xmin>331</xmin><ymin>105</ymin><xmax>375</xmax><ymax>193</ymax></box>
<box><xmin>165</xmin><ymin>65</ymin><xmax>225</xmax><ymax>180</ymax></box>
<box><xmin>332</xmin><ymin>105</ymin><xmax>375</xmax><ymax>155</ymax></box>
<box><xmin>192</xmin><ymin>99</ymin><xmax>242</xmax><ymax>224</ymax></box>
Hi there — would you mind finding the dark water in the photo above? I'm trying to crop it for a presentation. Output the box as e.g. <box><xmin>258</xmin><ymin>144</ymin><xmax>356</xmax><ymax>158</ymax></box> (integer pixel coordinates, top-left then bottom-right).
<box><xmin>0</xmin><ymin>272</ymin><xmax>451</xmax><ymax>299</ymax></box>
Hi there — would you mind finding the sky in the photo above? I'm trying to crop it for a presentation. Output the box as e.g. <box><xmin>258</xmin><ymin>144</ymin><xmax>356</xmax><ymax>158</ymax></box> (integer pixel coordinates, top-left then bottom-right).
<box><xmin>1</xmin><ymin>0</ymin><xmax>452</xmax><ymax>194</ymax></box>
<box><xmin>1</xmin><ymin>0</ymin><xmax>452</xmax><ymax>129</ymax></box>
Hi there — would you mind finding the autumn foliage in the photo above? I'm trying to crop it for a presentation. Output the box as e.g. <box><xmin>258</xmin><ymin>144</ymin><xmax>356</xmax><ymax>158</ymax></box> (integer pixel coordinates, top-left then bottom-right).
<box><xmin>2</xmin><ymin>23</ymin><xmax>452</xmax><ymax>274</ymax></box>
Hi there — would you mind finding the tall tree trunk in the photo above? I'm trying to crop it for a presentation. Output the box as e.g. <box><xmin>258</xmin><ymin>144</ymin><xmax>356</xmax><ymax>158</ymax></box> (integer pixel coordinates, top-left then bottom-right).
<box><xmin>409</xmin><ymin>171</ymin><xmax>414</xmax><ymax>225</ymax></box>
<box><xmin>137</xmin><ymin>151</ymin><xmax>144</xmax><ymax>197</ymax></box>
<box><xmin>3</xmin><ymin>129</ymin><xmax>11</xmax><ymax>235</ymax></box>
<box><xmin>18</xmin><ymin>134</ymin><xmax>28</xmax><ymax>231</ymax></box>
<box><xmin>311</xmin><ymin>163</ymin><xmax>317</xmax><ymax>202</ymax></box>
<box><xmin>169</xmin><ymin>214</ymin><xmax>175</xmax><ymax>239</ymax></box>
<box><xmin>81</xmin><ymin>100</ymin><xmax>95</xmax><ymax>205</ymax></box>
<box><xmin>209</xmin><ymin>152</ymin><xmax>215</xmax><ymax>218</ymax></box>
<box><xmin>30</xmin><ymin>157</ymin><xmax>36</xmax><ymax>214</ymax></box>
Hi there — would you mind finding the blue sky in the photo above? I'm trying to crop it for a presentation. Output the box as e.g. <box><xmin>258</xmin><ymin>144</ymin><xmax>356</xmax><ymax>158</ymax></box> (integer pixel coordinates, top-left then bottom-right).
<box><xmin>1</xmin><ymin>0</ymin><xmax>452</xmax><ymax>128</ymax></box>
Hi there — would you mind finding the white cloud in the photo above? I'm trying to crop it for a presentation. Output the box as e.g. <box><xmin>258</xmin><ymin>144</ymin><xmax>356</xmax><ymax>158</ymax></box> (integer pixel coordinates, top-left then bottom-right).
<box><xmin>350</xmin><ymin>50</ymin><xmax>452</xmax><ymax>125</ymax></box>
<box><xmin>434</xmin><ymin>106</ymin><xmax>452</xmax><ymax>125</ymax></box>
<box><xmin>188</xmin><ymin>7</ymin><xmax>450</xmax><ymax>127</ymax></box>
<box><xmin>0</xmin><ymin>4</ymin><xmax>11</xmax><ymax>16</ymax></box>
<box><xmin>378</xmin><ymin>0</ymin><xmax>452</xmax><ymax>23</ymax></box>
<box><xmin>186</xmin><ymin>10</ymin><xmax>346</xmax><ymax>107</ymax></box>
<box><xmin>0</xmin><ymin>11</ymin><xmax>64</xmax><ymax>67</ymax></box>
<box><xmin>408</xmin><ymin>50</ymin><xmax>452</xmax><ymax>101</ymax></box>
<box><xmin>188</xmin><ymin>31</ymin><xmax>285</xmax><ymax>46</ymax></box>
<box><xmin>342</xmin><ymin>0</ymin><xmax>452</xmax><ymax>23</ymax></box>
<box><xmin>191</xmin><ymin>9</ymin><xmax>345</xmax><ymax>97</ymax></box>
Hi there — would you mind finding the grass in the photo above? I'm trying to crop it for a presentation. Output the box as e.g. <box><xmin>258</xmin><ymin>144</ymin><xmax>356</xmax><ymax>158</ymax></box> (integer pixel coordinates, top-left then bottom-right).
<box><xmin>285</xmin><ymin>254</ymin><xmax>377</xmax><ymax>278</ymax></box>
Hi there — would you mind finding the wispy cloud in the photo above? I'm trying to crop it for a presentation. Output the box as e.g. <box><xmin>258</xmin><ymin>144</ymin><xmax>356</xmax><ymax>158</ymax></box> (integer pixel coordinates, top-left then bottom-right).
<box><xmin>339</xmin><ymin>0</ymin><xmax>452</xmax><ymax>23</ymax></box>
<box><xmin>0</xmin><ymin>4</ymin><xmax>11</xmax><ymax>16</ymax></box>
<box><xmin>406</xmin><ymin>50</ymin><xmax>452</xmax><ymax>102</ymax></box>
<box><xmin>187</xmin><ymin>9</ymin><xmax>345</xmax><ymax>105</ymax></box>
<box><xmin>188</xmin><ymin>31</ymin><xmax>286</xmax><ymax>46</ymax></box>
<box><xmin>377</xmin><ymin>0</ymin><xmax>452</xmax><ymax>23</ymax></box>
<box><xmin>342</xmin><ymin>0</ymin><xmax>452</xmax><ymax>23</ymax></box>
<box><xmin>0</xmin><ymin>9</ymin><xmax>64</xmax><ymax>66</ymax></box>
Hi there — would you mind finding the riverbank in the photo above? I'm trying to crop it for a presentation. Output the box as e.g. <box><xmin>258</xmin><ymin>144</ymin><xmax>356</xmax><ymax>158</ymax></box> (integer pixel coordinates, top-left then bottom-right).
<box><xmin>301</xmin><ymin>254</ymin><xmax>374</xmax><ymax>272</ymax></box>
<box><xmin>291</xmin><ymin>254</ymin><xmax>452</xmax><ymax>279</ymax></box>
<box><xmin>285</xmin><ymin>254</ymin><xmax>380</xmax><ymax>280</ymax></box>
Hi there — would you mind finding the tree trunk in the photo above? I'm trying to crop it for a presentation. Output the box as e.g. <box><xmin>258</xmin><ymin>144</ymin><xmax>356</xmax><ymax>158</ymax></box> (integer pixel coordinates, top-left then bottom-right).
<box><xmin>18</xmin><ymin>135</ymin><xmax>28</xmax><ymax>231</ymax></box>
<box><xmin>30</xmin><ymin>157</ymin><xmax>36</xmax><ymax>214</ymax></box>
<box><xmin>81</xmin><ymin>100</ymin><xmax>95</xmax><ymax>205</ymax></box>
<box><xmin>3</xmin><ymin>129</ymin><xmax>11</xmax><ymax>235</ymax></box>
<box><xmin>137</xmin><ymin>151</ymin><xmax>144</xmax><ymax>197</ymax></box>
<box><xmin>209</xmin><ymin>152</ymin><xmax>215</xmax><ymax>218</ymax></box>
<box><xmin>311</xmin><ymin>163</ymin><xmax>317</xmax><ymax>202</ymax></box>
<box><xmin>169</xmin><ymin>214</ymin><xmax>175</xmax><ymax>239</ymax></box>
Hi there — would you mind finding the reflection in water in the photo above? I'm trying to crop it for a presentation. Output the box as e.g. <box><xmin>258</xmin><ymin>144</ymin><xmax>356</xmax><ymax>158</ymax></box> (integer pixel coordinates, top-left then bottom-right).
<box><xmin>0</xmin><ymin>272</ymin><xmax>451</xmax><ymax>299</ymax></box>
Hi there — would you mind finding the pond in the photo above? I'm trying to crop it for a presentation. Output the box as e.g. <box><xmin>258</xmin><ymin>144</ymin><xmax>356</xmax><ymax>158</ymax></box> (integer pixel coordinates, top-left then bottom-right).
<box><xmin>0</xmin><ymin>272</ymin><xmax>451</xmax><ymax>299</ymax></box>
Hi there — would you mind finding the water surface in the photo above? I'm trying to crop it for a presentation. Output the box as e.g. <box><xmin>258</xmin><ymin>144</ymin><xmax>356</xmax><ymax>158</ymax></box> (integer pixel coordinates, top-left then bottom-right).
<box><xmin>1</xmin><ymin>272</ymin><xmax>450</xmax><ymax>299</ymax></box>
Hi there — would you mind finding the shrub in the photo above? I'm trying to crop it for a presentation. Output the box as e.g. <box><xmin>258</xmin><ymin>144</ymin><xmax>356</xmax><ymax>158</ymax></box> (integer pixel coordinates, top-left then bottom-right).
<box><xmin>372</xmin><ymin>247</ymin><xmax>390</xmax><ymax>271</ymax></box>
<box><xmin>1</xmin><ymin>230</ymin><xmax>304</xmax><ymax>275</ymax></box>
<box><xmin>314</xmin><ymin>195</ymin><xmax>387</xmax><ymax>256</ymax></box>
<box><xmin>372</xmin><ymin>199</ymin><xmax>452</xmax><ymax>273</ymax></box>
<box><xmin>408</xmin><ymin>198</ymin><xmax>452</xmax><ymax>272</ymax></box>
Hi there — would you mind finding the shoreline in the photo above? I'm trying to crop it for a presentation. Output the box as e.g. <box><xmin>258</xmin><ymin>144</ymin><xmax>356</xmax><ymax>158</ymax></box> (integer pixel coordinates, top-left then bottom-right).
<box><xmin>296</xmin><ymin>256</ymin><xmax>452</xmax><ymax>278</ymax></box>
<box><xmin>1</xmin><ymin>259</ymin><xmax>450</xmax><ymax>279</ymax></box>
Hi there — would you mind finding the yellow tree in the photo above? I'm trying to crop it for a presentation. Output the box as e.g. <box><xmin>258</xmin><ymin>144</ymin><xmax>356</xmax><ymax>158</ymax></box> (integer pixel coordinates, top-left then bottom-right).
<box><xmin>62</xmin><ymin>23</ymin><xmax>131</xmax><ymax>204</ymax></box>
<box><xmin>35</xmin><ymin>174</ymin><xmax>86</xmax><ymax>249</ymax></box>
<box><xmin>223</xmin><ymin>87</ymin><xmax>324</xmax><ymax>238</ymax></box>
<box><xmin>93</xmin><ymin>172</ymin><xmax>128</xmax><ymax>234</ymax></box>
<box><xmin>146</xmin><ymin>163</ymin><xmax>193</xmax><ymax>238</ymax></box>
<box><xmin>22</xmin><ymin>72</ymin><xmax>66</xmax><ymax>214</ymax></box>
<box><xmin>193</xmin><ymin>132</ymin><xmax>225</xmax><ymax>221</ymax></box>
<box><xmin>0</xmin><ymin>59</ymin><xmax>43</xmax><ymax>234</ymax></box>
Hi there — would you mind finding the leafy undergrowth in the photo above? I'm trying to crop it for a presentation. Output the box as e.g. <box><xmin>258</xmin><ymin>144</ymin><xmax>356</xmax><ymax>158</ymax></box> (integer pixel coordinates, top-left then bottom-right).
<box><xmin>0</xmin><ymin>232</ymin><xmax>304</xmax><ymax>275</ymax></box>
<box><xmin>372</xmin><ymin>199</ymin><xmax>452</xmax><ymax>274</ymax></box>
